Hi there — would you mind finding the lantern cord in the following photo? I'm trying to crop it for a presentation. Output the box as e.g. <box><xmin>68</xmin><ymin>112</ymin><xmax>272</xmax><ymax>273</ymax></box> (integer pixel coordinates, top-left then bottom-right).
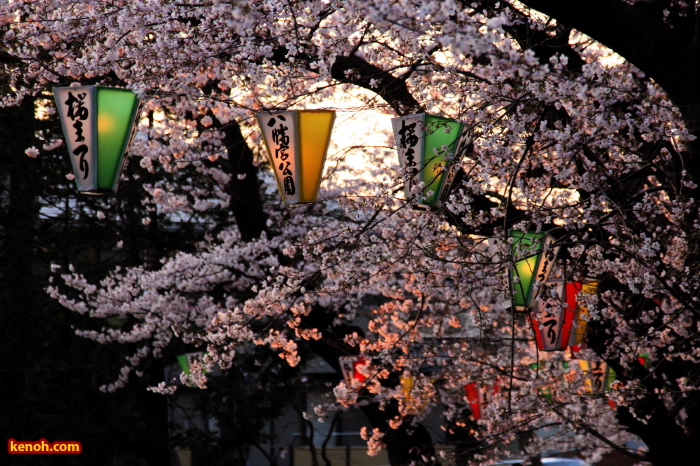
<box><xmin>502</xmin><ymin>122</ymin><xmax>537</xmax><ymax>417</ymax></box>
<box><xmin>508</xmin><ymin>305</ymin><xmax>515</xmax><ymax>416</ymax></box>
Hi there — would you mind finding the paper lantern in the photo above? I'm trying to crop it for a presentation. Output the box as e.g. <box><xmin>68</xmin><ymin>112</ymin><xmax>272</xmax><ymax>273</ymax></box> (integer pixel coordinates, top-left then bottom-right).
<box><xmin>528</xmin><ymin>362</ymin><xmax>570</xmax><ymax>401</ymax></box>
<box><xmin>401</xmin><ymin>376</ymin><xmax>416</xmax><ymax>399</ymax></box>
<box><xmin>578</xmin><ymin>360</ymin><xmax>616</xmax><ymax>393</ymax></box>
<box><xmin>176</xmin><ymin>352</ymin><xmax>205</xmax><ymax>375</ymax></box>
<box><xmin>391</xmin><ymin>113</ymin><xmax>471</xmax><ymax>209</ymax></box>
<box><xmin>465</xmin><ymin>380</ymin><xmax>499</xmax><ymax>420</ymax></box>
<box><xmin>465</xmin><ymin>382</ymin><xmax>483</xmax><ymax>419</ymax></box>
<box><xmin>509</xmin><ymin>230</ymin><xmax>559</xmax><ymax>312</ymax></box>
<box><xmin>54</xmin><ymin>85</ymin><xmax>141</xmax><ymax>194</ymax></box>
<box><xmin>339</xmin><ymin>355</ymin><xmax>368</xmax><ymax>386</ymax></box>
<box><xmin>256</xmin><ymin>110</ymin><xmax>335</xmax><ymax>204</ymax></box>
<box><xmin>563</xmin><ymin>281</ymin><xmax>598</xmax><ymax>348</ymax></box>
<box><xmin>530</xmin><ymin>281</ymin><xmax>597</xmax><ymax>351</ymax></box>
<box><xmin>529</xmin><ymin>287</ymin><xmax>568</xmax><ymax>351</ymax></box>
<box><xmin>400</xmin><ymin>376</ymin><xmax>429</xmax><ymax>415</ymax></box>
<box><xmin>637</xmin><ymin>353</ymin><xmax>650</xmax><ymax>368</ymax></box>
<box><xmin>528</xmin><ymin>363</ymin><xmax>549</xmax><ymax>399</ymax></box>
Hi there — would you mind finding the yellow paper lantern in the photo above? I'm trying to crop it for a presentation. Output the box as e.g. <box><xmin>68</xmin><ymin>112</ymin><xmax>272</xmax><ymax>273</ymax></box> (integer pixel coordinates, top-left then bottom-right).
<box><xmin>256</xmin><ymin>110</ymin><xmax>335</xmax><ymax>204</ymax></box>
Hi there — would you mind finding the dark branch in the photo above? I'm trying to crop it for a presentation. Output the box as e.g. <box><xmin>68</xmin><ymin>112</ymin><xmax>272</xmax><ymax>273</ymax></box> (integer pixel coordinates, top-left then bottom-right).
<box><xmin>330</xmin><ymin>54</ymin><xmax>422</xmax><ymax>115</ymax></box>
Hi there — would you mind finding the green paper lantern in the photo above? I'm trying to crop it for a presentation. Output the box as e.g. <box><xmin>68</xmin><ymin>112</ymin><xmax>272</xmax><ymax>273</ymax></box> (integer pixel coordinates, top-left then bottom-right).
<box><xmin>177</xmin><ymin>352</ymin><xmax>206</xmax><ymax>376</ymax></box>
<box><xmin>176</xmin><ymin>354</ymin><xmax>192</xmax><ymax>375</ymax></box>
<box><xmin>391</xmin><ymin>113</ymin><xmax>471</xmax><ymax>210</ymax></box>
<box><xmin>54</xmin><ymin>85</ymin><xmax>141</xmax><ymax>194</ymax></box>
<box><xmin>509</xmin><ymin>230</ymin><xmax>559</xmax><ymax>312</ymax></box>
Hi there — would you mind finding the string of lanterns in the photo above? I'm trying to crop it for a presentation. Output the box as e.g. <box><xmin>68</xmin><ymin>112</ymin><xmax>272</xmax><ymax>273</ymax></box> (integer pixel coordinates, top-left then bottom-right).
<box><xmin>53</xmin><ymin>91</ymin><xmax>623</xmax><ymax>417</ymax></box>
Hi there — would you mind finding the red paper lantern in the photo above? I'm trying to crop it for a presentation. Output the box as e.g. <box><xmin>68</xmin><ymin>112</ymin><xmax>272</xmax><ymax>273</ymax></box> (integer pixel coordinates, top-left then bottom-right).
<box><xmin>465</xmin><ymin>380</ymin><xmax>499</xmax><ymax>420</ymax></box>
<box><xmin>465</xmin><ymin>382</ymin><xmax>482</xmax><ymax>420</ymax></box>
<box><xmin>339</xmin><ymin>356</ymin><xmax>368</xmax><ymax>386</ymax></box>
<box><xmin>530</xmin><ymin>281</ymin><xmax>597</xmax><ymax>351</ymax></box>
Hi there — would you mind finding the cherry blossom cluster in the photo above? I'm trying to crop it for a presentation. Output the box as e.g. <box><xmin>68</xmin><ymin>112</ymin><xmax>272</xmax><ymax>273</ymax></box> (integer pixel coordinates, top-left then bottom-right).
<box><xmin>5</xmin><ymin>0</ymin><xmax>699</xmax><ymax>462</ymax></box>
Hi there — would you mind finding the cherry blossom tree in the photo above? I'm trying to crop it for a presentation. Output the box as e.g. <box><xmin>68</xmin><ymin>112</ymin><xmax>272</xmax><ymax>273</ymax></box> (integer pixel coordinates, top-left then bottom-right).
<box><xmin>3</xmin><ymin>1</ymin><xmax>700</xmax><ymax>465</ymax></box>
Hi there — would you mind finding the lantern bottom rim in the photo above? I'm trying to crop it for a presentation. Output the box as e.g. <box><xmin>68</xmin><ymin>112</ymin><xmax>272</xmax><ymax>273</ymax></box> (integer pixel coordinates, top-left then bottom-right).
<box><xmin>78</xmin><ymin>189</ymin><xmax>112</xmax><ymax>195</ymax></box>
<box><xmin>282</xmin><ymin>201</ymin><xmax>317</xmax><ymax>206</ymax></box>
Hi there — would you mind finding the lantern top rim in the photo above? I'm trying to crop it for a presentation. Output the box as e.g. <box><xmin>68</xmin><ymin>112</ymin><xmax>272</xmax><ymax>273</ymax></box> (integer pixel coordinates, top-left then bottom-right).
<box><xmin>53</xmin><ymin>83</ymin><xmax>135</xmax><ymax>91</ymax></box>
<box><xmin>391</xmin><ymin>112</ymin><xmax>462</xmax><ymax>119</ymax></box>
<box><xmin>543</xmin><ymin>278</ymin><xmax>599</xmax><ymax>284</ymax></box>
<box><xmin>256</xmin><ymin>108</ymin><xmax>335</xmax><ymax>113</ymax></box>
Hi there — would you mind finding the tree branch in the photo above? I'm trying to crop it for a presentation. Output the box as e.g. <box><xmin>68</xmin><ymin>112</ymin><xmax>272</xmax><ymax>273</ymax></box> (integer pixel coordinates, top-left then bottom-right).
<box><xmin>330</xmin><ymin>54</ymin><xmax>422</xmax><ymax>115</ymax></box>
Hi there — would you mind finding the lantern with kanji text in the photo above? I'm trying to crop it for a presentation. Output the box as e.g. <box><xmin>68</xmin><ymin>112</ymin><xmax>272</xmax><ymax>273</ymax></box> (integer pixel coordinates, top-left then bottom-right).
<box><xmin>391</xmin><ymin>113</ymin><xmax>471</xmax><ymax>210</ymax></box>
<box><xmin>577</xmin><ymin>359</ymin><xmax>616</xmax><ymax>393</ymax></box>
<box><xmin>256</xmin><ymin>110</ymin><xmax>335</xmax><ymax>204</ymax></box>
<box><xmin>508</xmin><ymin>230</ymin><xmax>559</xmax><ymax>312</ymax></box>
<box><xmin>529</xmin><ymin>280</ymin><xmax>597</xmax><ymax>351</ymax></box>
<box><xmin>54</xmin><ymin>85</ymin><xmax>141</xmax><ymax>194</ymax></box>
